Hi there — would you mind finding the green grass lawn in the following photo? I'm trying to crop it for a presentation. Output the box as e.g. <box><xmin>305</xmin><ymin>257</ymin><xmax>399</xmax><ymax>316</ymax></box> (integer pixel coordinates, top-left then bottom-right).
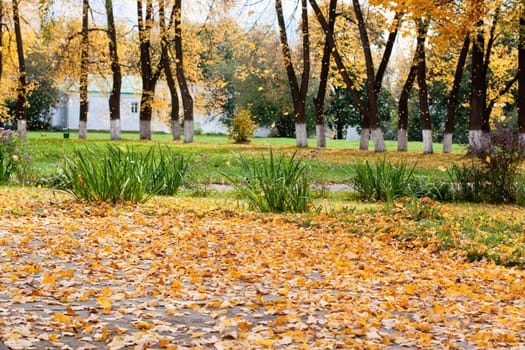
<box><xmin>28</xmin><ymin>131</ymin><xmax>468</xmax><ymax>184</ymax></box>
<box><xmin>30</xmin><ymin>130</ymin><xmax>469</xmax><ymax>152</ymax></box>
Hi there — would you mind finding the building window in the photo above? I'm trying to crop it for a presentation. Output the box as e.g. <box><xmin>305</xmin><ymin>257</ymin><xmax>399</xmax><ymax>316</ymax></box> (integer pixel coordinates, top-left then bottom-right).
<box><xmin>131</xmin><ymin>102</ymin><xmax>139</xmax><ymax>113</ymax></box>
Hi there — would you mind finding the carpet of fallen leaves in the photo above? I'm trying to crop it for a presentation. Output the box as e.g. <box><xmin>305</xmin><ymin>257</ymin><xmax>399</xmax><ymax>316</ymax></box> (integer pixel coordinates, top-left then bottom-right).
<box><xmin>0</xmin><ymin>188</ymin><xmax>524</xmax><ymax>350</ymax></box>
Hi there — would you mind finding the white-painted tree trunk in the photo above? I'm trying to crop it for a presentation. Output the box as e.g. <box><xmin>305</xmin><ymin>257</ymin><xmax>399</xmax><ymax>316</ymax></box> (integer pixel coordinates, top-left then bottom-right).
<box><xmin>359</xmin><ymin>128</ymin><xmax>370</xmax><ymax>150</ymax></box>
<box><xmin>184</xmin><ymin>120</ymin><xmax>194</xmax><ymax>143</ymax></box>
<box><xmin>397</xmin><ymin>128</ymin><xmax>408</xmax><ymax>152</ymax></box>
<box><xmin>371</xmin><ymin>128</ymin><xmax>386</xmax><ymax>152</ymax></box>
<box><xmin>422</xmin><ymin>129</ymin><xmax>433</xmax><ymax>154</ymax></box>
<box><xmin>442</xmin><ymin>133</ymin><xmax>453</xmax><ymax>154</ymax></box>
<box><xmin>110</xmin><ymin>119</ymin><xmax>121</xmax><ymax>140</ymax></box>
<box><xmin>172</xmin><ymin>120</ymin><xmax>181</xmax><ymax>140</ymax></box>
<box><xmin>316</xmin><ymin>124</ymin><xmax>326</xmax><ymax>148</ymax></box>
<box><xmin>17</xmin><ymin>120</ymin><xmax>26</xmax><ymax>138</ymax></box>
<box><xmin>79</xmin><ymin>120</ymin><xmax>87</xmax><ymax>139</ymax></box>
<box><xmin>140</xmin><ymin>120</ymin><xmax>151</xmax><ymax>140</ymax></box>
<box><xmin>295</xmin><ymin>122</ymin><xmax>308</xmax><ymax>148</ymax></box>
<box><xmin>468</xmin><ymin>129</ymin><xmax>482</xmax><ymax>153</ymax></box>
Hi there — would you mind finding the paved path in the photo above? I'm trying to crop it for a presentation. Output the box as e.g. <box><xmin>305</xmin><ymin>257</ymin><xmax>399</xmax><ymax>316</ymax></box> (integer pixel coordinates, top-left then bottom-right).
<box><xmin>0</xmin><ymin>191</ymin><xmax>524</xmax><ymax>349</ymax></box>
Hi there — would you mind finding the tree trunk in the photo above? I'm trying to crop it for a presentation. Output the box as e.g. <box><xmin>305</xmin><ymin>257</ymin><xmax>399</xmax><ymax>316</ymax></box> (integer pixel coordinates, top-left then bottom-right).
<box><xmin>165</xmin><ymin>57</ymin><xmax>181</xmax><ymax>141</ymax></box>
<box><xmin>174</xmin><ymin>0</ymin><xmax>194</xmax><ymax>143</ymax></box>
<box><xmin>296</xmin><ymin>122</ymin><xmax>308</xmax><ymax>148</ymax></box>
<box><xmin>398</xmin><ymin>62</ymin><xmax>418</xmax><ymax>152</ymax></box>
<box><xmin>480</xmin><ymin>11</ymin><xmax>500</xmax><ymax>150</ymax></box>
<box><xmin>140</xmin><ymin>119</ymin><xmax>151</xmax><ymax>140</ymax></box>
<box><xmin>443</xmin><ymin>34</ymin><xmax>470</xmax><ymax>153</ymax></box>
<box><xmin>163</xmin><ymin>45</ymin><xmax>181</xmax><ymax>141</ymax></box>
<box><xmin>442</xmin><ymin>133</ymin><xmax>454</xmax><ymax>154</ymax></box>
<box><xmin>106</xmin><ymin>0</ymin><xmax>121</xmax><ymax>140</ymax></box>
<box><xmin>353</xmin><ymin>0</ymin><xmax>385</xmax><ymax>152</ymax></box>
<box><xmin>171</xmin><ymin>119</ymin><xmax>181</xmax><ymax>140</ymax></box>
<box><xmin>518</xmin><ymin>0</ymin><xmax>525</xmax><ymax>156</ymax></box>
<box><xmin>0</xmin><ymin>1</ymin><xmax>3</xmax><ymax>83</ymax></box>
<box><xmin>469</xmin><ymin>21</ymin><xmax>484</xmax><ymax>153</ymax></box>
<box><xmin>78</xmin><ymin>0</ymin><xmax>89</xmax><ymax>140</ymax></box>
<box><xmin>276</xmin><ymin>0</ymin><xmax>310</xmax><ymax>148</ymax></box>
<box><xmin>374</xmin><ymin>11</ymin><xmax>402</xmax><ymax>93</ymax></box>
<box><xmin>137</xmin><ymin>0</ymin><xmax>163</xmax><ymax>140</ymax></box>
<box><xmin>313</xmin><ymin>0</ymin><xmax>337</xmax><ymax>148</ymax></box>
<box><xmin>416</xmin><ymin>19</ymin><xmax>432</xmax><ymax>154</ymax></box>
<box><xmin>371</xmin><ymin>128</ymin><xmax>385</xmax><ymax>152</ymax></box>
<box><xmin>398</xmin><ymin>128</ymin><xmax>408</xmax><ymax>152</ymax></box>
<box><xmin>161</xmin><ymin>1</ymin><xmax>181</xmax><ymax>141</ymax></box>
<box><xmin>316</xmin><ymin>124</ymin><xmax>326</xmax><ymax>147</ymax></box>
<box><xmin>359</xmin><ymin>128</ymin><xmax>370</xmax><ymax>150</ymax></box>
<box><xmin>13</xmin><ymin>0</ymin><xmax>27</xmax><ymax>138</ymax></box>
<box><xmin>184</xmin><ymin>120</ymin><xmax>193</xmax><ymax>143</ymax></box>
<box><xmin>137</xmin><ymin>0</ymin><xmax>152</xmax><ymax>140</ymax></box>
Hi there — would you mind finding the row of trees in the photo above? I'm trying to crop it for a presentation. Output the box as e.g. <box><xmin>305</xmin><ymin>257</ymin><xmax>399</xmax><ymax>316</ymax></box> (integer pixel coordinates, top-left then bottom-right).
<box><xmin>0</xmin><ymin>0</ymin><xmax>523</xmax><ymax>153</ymax></box>
<box><xmin>274</xmin><ymin>0</ymin><xmax>523</xmax><ymax>152</ymax></box>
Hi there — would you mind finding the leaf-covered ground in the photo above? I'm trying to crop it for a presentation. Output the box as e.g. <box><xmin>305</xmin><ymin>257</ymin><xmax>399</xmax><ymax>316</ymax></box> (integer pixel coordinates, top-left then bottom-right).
<box><xmin>0</xmin><ymin>188</ymin><xmax>524</xmax><ymax>349</ymax></box>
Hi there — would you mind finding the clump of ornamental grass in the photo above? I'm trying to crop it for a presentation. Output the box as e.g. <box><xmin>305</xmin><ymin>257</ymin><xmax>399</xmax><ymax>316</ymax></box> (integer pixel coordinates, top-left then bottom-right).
<box><xmin>62</xmin><ymin>144</ymin><xmax>188</xmax><ymax>203</ymax></box>
<box><xmin>351</xmin><ymin>157</ymin><xmax>416</xmax><ymax>204</ymax></box>
<box><xmin>223</xmin><ymin>149</ymin><xmax>315</xmax><ymax>213</ymax></box>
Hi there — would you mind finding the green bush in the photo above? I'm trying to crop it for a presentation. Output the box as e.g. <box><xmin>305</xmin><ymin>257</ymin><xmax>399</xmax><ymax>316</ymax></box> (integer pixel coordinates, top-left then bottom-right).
<box><xmin>451</xmin><ymin>128</ymin><xmax>524</xmax><ymax>204</ymax></box>
<box><xmin>62</xmin><ymin>144</ymin><xmax>188</xmax><ymax>203</ymax></box>
<box><xmin>351</xmin><ymin>158</ymin><xmax>416</xmax><ymax>203</ymax></box>
<box><xmin>0</xmin><ymin>128</ymin><xmax>33</xmax><ymax>185</ymax></box>
<box><xmin>229</xmin><ymin>109</ymin><xmax>258</xmax><ymax>143</ymax></box>
<box><xmin>224</xmin><ymin>150</ymin><xmax>314</xmax><ymax>213</ymax></box>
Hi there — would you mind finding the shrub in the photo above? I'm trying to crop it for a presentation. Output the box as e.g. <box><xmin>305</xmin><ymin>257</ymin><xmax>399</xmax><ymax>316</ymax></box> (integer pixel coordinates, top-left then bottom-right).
<box><xmin>0</xmin><ymin>128</ymin><xmax>33</xmax><ymax>185</ymax></box>
<box><xmin>62</xmin><ymin>144</ymin><xmax>188</xmax><ymax>203</ymax></box>
<box><xmin>451</xmin><ymin>128</ymin><xmax>524</xmax><ymax>204</ymax></box>
<box><xmin>351</xmin><ymin>158</ymin><xmax>416</xmax><ymax>203</ymax></box>
<box><xmin>224</xmin><ymin>150</ymin><xmax>314</xmax><ymax>213</ymax></box>
<box><xmin>228</xmin><ymin>109</ymin><xmax>258</xmax><ymax>143</ymax></box>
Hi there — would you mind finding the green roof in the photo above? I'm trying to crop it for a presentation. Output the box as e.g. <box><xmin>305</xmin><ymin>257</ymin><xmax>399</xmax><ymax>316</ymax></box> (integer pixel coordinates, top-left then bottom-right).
<box><xmin>65</xmin><ymin>75</ymin><xmax>142</xmax><ymax>95</ymax></box>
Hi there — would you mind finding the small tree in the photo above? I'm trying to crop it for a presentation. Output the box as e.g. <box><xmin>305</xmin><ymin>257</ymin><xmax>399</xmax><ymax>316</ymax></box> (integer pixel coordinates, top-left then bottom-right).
<box><xmin>229</xmin><ymin>109</ymin><xmax>257</xmax><ymax>143</ymax></box>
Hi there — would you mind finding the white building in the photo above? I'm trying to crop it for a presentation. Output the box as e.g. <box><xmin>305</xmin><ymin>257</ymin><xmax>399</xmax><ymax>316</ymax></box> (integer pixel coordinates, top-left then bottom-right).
<box><xmin>50</xmin><ymin>75</ymin><xmax>228</xmax><ymax>134</ymax></box>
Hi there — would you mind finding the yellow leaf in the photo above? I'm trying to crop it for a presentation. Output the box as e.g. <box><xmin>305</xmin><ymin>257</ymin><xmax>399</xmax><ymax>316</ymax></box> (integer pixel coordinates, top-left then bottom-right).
<box><xmin>403</xmin><ymin>284</ymin><xmax>417</xmax><ymax>295</ymax></box>
<box><xmin>171</xmin><ymin>280</ymin><xmax>182</xmax><ymax>290</ymax></box>
<box><xmin>251</xmin><ymin>337</ymin><xmax>275</xmax><ymax>348</ymax></box>
<box><xmin>135</xmin><ymin>321</ymin><xmax>155</xmax><ymax>330</ymax></box>
<box><xmin>53</xmin><ymin>313</ymin><xmax>73</xmax><ymax>324</ymax></box>
<box><xmin>48</xmin><ymin>333</ymin><xmax>59</xmax><ymax>342</ymax></box>
<box><xmin>238</xmin><ymin>320</ymin><xmax>251</xmax><ymax>331</ymax></box>
<box><xmin>96</xmin><ymin>297</ymin><xmax>112</xmax><ymax>313</ymax></box>
<box><xmin>42</xmin><ymin>274</ymin><xmax>56</xmax><ymax>285</ymax></box>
